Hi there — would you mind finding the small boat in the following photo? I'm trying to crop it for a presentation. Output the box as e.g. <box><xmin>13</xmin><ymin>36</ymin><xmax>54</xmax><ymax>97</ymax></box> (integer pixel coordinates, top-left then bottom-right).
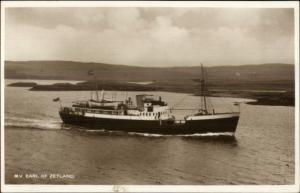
<box><xmin>58</xmin><ymin>65</ymin><xmax>240</xmax><ymax>135</ymax></box>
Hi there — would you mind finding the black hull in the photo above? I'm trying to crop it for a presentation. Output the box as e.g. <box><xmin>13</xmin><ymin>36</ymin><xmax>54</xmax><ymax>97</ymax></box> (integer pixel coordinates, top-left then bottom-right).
<box><xmin>59</xmin><ymin>112</ymin><xmax>239</xmax><ymax>135</ymax></box>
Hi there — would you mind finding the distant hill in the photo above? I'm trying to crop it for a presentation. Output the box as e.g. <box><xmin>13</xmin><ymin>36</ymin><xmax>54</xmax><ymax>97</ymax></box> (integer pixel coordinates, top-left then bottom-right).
<box><xmin>5</xmin><ymin>60</ymin><xmax>294</xmax><ymax>82</ymax></box>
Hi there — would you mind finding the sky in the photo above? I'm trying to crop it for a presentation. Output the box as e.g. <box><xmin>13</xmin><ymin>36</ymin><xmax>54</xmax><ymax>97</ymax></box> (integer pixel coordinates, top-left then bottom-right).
<box><xmin>5</xmin><ymin>7</ymin><xmax>295</xmax><ymax>67</ymax></box>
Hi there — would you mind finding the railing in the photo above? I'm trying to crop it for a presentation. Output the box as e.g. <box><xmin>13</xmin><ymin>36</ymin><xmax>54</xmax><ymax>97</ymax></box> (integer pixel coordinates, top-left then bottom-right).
<box><xmin>81</xmin><ymin>107</ymin><xmax>123</xmax><ymax>115</ymax></box>
<box><xmin>62</xmin><ymin>106</ymin><xmax>123</xmax><ymax>115</ymax></box>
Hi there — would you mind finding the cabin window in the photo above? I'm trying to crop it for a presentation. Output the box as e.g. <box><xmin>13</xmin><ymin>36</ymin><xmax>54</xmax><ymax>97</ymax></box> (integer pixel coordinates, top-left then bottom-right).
<box><xmin>147</xmin><ymin>106</ymin><xmax>153</xmax><ymax>112</ymax></box>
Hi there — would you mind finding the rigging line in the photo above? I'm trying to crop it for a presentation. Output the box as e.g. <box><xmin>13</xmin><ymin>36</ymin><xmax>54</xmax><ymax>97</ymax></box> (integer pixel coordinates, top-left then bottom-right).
<box><xmin>217</xmin><ymin>95</ymin><xmax>234</xmax><ymax>112</ymax></box>
<box><xmin>172</xmin><ymin>108</ymin><xmax>199</xmax><ymax>110</ymax></box>
<box><xmin>171</xmin><ymin>95</ymin><xmax>189</xmax><ymax>109</ymax></box>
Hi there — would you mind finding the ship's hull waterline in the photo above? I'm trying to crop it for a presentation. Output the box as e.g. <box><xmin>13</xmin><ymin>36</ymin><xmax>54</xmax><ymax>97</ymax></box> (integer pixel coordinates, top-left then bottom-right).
<box><xmin>59</xmin><ymin>111</ymin><xmax>240</xmax><ymax>135</ymax></box>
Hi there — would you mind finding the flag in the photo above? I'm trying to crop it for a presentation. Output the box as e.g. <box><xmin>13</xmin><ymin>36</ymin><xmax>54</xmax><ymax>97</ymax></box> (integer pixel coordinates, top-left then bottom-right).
<box><xmin>53</xmin><ymin>97</ymin><xmax>60</xmax><ymax>102</ymax></box>
<box><xmin>88</xmin><ymin>70</ymin><xmax>94</xmax><ymax>76</ymax></box>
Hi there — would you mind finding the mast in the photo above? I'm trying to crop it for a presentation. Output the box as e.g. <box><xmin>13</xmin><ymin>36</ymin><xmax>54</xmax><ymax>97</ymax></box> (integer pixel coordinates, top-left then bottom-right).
<box><xmin>200</xmin><ymin>63</ymin><xmax>208</xmax><ymax>114</ymax></box>
<box><xmin>88</xmin><ymin>70</ymin><xmax>99</xmax><ymax>101</ymax></box>
<box><xmin>93</xmin><ymin>73</ymin><xmax>99</xmax><ymax>101</ymax></box>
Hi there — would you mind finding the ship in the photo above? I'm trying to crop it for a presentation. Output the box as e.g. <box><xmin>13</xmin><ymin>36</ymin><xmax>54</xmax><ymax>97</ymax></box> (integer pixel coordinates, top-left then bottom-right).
<box><xmin>58</xmin><ymin>65</ymin><xmax>240</xmax><ymax>135</ymax></box>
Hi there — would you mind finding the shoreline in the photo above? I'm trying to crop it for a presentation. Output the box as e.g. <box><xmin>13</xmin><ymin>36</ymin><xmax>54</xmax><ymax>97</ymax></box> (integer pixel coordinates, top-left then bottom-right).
<box><xmin>204</xmin><ymin>91</ymin><xmax>294</xmax><ymax>107</ymax></box>
<box><xmin>7</xmin><ymin>81</ymin><xmax>295</xmax><ymax>107</ymax></box>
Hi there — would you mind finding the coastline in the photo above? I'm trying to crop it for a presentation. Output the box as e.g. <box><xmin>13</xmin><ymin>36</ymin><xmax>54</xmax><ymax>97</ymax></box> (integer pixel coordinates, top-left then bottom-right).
<box><xmin>7</xmin><ymin>80</ymin><xmax>295</xmax><ymax>107</ymax></box>
<box><xmin>206</xmin><ymin>90</ymin><xmax>294</xmax><ymax>107</ymax></box>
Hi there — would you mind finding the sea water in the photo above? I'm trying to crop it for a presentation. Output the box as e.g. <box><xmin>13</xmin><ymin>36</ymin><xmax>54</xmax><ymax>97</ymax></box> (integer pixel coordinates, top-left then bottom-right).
<box><xmin>4</xmin><ymin>80</ymin><xmax>295</xmax><ymax>184</ymax></box>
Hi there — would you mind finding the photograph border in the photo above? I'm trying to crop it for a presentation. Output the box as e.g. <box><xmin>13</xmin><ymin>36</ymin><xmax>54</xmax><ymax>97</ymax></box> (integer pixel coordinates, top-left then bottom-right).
<box><xmin>1</xmin><ymin>1</ymin><xmax>299</xmax><ymax>192</ymax></box>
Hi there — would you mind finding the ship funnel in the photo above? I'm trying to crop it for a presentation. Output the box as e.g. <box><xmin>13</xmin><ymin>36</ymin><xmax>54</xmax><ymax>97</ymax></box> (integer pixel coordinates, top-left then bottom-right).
<box><xmin>136</xmin><ymin>95</ymin><xmax>145</xmax><ymax>110</ymax></box>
